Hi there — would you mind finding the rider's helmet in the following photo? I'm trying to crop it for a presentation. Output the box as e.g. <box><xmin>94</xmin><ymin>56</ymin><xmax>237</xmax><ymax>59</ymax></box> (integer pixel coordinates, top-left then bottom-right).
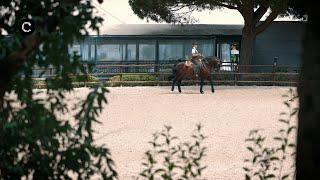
<box><xmin>192</xmin><ymin>42</ymin><xmax>198</xmax><ymax>46</ymax></box>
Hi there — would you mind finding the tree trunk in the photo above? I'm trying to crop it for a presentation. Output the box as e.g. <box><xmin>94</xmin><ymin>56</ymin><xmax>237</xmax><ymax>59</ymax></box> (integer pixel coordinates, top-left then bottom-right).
<box><xmin>296</xmin><ymin>6</ymin><xmax>320</xmax><ymax>179</ymax></box>
<box><xmin>0</xmin><ymin>58</ymin><xmax>23</xmax><ymax>110</ymax></box>
<box><xmin>239</xmin><ymin>27</ymin><xmax>256</xmax><ymax>73</ymax></box>
<box><xmin>0</xmin><ymin>59</ymin><xmax>14</xmax><ymax>110</ymax></box>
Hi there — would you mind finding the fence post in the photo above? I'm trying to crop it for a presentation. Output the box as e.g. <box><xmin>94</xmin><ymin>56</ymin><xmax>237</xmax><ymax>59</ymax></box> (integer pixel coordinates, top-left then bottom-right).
<box><xmin>156</xmin><ymin>71</ymin><xmax>160</xmax><ymax>86</ymax></box>
<box><xmin>119</xmin><ymin>74</ymin><xmax>123</xmax><ymax>87</ymax></box>
<box><xmin>49</xmin><ymin>66</ymin><xmax>53</xmax><ymax>78</ymax></box>
<box><xmin>273</xmin><ymin>57</ymin><xmax>278</xmax><ymax>86</ymax></box>
<box><xmin>234</xmin><ymin>68</ymin><xmax>237</xmax><ymax>86</ymax></box>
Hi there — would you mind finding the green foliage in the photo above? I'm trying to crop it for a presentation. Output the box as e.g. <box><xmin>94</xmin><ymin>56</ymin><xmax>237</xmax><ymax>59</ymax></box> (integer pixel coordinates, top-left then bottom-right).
<box><xmin>243</xmin><ymin>88</ymin><xmax>298</xmax><ymax>180</ymax></box>
<box><xmin>129</xmin><ymin>0</ymin><xmax>290</xmax><ymax>24</ymax></box>
<box><xmin>135</xmin><ymin>124</ymin><xmax>207</xmax><ymax>180</ymax></box>
<box><xmin>285</xmin><ymin>0</ymin><xmax>307</xmax><ymax>19</ymax></box>
<box><xmin>108</xmin><ymin>74</ymin><xmax>157</xmax><ymax>86</ymax></box>
<box><xmin>275</xmin><ymin>67</ymin><xmax>289</xmax><ymax>73</ymax></box>
<box><xmin>0</xmin><ymin>0</ymin><xmax>117</xmax><ymax>179</ymax></box>
<box><xmin>118</xmin><ymin>74</ymin><xmax>157</xmax><ymax>81</ymax></box>
<box><xmin>67</xmin><ymin>74</ymin><xmax>100</xmax><ymax>83</ymax></box>
<box><xmin>33</xmin><ymin>75</ymin><xmax>100</xmax><ymax>88</ymax></box>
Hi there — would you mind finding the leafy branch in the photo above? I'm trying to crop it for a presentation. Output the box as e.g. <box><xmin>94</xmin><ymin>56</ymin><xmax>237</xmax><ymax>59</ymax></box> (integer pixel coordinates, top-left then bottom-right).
<box><xmin>244</xmin><ymin>88</ymin><xmax>298</xmax><ymax>180</ymax></box>
<box><xmin>136</xmin><ymin>124</ymin><xmax>208</xmax><ymax>180</ymax></box>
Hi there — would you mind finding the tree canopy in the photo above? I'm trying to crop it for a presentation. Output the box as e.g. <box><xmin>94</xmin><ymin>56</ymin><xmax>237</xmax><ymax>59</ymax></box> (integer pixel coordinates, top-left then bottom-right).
<box><xmin>285</xmin><ymin>0</ymin><xmax>308</xmax><ymax>19</ymax></box>
<box><xmin>129</xmin><ymin>0</ymin><xmax>290</xmax><ymax>26</ymax></box>
<box><xmin>129</xmin><ymin>0</ymin><xmax>295</xmax><ymax>71</ymax></box>
<box><xmin>0</xmin><ymin>0</ymin><xmax>117</xmax><ymax>179</ymax></box>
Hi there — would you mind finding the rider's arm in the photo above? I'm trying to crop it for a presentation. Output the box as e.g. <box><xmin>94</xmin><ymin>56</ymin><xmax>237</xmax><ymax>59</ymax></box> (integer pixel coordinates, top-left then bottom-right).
<box><xmin>192</xmin><ymin>48</ymin><xmax>196</xmax><ymax>54</ymax></box>
<box><xmin>192</xmin><ymin>53</ymin><xmax>200</xmax><ymax>58</ymax></box>
<box><xmin>192</xmin><ymin>48</ymin><xmax>199</xmax><ymax>56</ymax></box>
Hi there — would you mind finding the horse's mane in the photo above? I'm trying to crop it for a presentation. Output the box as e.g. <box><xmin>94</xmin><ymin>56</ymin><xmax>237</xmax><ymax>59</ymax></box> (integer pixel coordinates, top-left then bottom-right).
<box><xmin>173</xmin><ymin>56</ymin><xmax>219</xmax><ymax>66</ymax></box>
<box><xmin>202</xmin><ymin>56</ymin><xmax>218</xmax><ymax>64</ymax></box>
<box><xmin>203</xmin><ymin>56</ymin><xmax>217</xmax><ymax>60</ymax></box>
<box><xmin>173</xmin><ymin>58</ymin><xmax>185</xmax><ymax>67</ymax></box>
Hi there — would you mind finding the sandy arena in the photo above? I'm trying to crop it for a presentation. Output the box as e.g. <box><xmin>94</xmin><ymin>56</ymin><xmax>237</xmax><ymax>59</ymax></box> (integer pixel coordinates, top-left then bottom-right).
<box><xmin>69</xmin><ymin>86</ymin><xmax>298</xmax><ymax>179</ymax></box>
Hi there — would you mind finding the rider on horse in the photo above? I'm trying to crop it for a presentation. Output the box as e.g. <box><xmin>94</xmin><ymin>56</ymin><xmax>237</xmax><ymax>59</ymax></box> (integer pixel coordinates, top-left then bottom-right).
<box><xmin>186</xmin><ymin>42</ymin><xmax>202</xmax><ymax>77</ymax></box>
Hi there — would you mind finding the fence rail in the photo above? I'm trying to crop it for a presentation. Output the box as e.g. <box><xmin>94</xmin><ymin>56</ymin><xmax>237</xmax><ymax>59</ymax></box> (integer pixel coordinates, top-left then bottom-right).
<box><xmin>31</xmin><ymin>62</ymin><xmax>300</xmax><ymax>87</ymax></box>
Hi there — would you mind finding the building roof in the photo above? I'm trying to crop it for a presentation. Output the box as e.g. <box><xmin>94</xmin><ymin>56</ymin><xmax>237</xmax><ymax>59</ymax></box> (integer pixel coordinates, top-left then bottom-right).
<box><xmin>99</xmin><ymin>21</ymin><xmax>305</xmax><ymax>36</ymax></box>
<box><xmin>101</xmin><ymin>24</ymin><xmax>243</xmax><ymax>36</ymax></box>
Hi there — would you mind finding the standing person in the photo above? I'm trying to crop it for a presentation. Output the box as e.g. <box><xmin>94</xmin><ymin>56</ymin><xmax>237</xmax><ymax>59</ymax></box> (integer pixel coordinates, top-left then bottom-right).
<box><xmin>230</xmin><ymin>43</ymin><xmax>239</xmax><ymax>71</ymax></box>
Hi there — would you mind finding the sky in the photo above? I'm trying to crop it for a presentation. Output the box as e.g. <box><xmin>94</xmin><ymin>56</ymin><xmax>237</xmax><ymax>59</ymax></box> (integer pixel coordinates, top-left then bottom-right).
<box><xmin>93</xmin><ymin>0</ymin><xmax>298</xmax><ymax>33</ymax></box>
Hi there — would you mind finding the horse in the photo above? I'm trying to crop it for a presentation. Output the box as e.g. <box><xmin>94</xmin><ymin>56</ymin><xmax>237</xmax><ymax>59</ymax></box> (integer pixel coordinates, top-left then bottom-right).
<box><xmin>170</xmin><ymin>56</ymin><xmax>222</xmax><ymax>94</ymax></box>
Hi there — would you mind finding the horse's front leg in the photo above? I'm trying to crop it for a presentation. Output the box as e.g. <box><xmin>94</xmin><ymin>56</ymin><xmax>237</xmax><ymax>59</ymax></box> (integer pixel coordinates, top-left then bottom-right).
<box><xmin>208</xmin><ymin>76</ymin><xmax>215</xmax><ymax>93</ymax></box>
<box><xmin>200</xmin><ymin>79</ymin><xmax>204</xmax><ymax>94</ymax></box>
<box><xmin>178</xmin><ymin>79</ymin><xmax>182</xmax><ymax>93</ymax></box>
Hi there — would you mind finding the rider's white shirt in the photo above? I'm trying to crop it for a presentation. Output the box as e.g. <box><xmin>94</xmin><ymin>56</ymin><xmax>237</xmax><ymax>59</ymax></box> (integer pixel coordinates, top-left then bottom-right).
<box><xmin>192</xmin><ymin>47</ymin><xmax>198</xmax><ymax>54</ymax></box>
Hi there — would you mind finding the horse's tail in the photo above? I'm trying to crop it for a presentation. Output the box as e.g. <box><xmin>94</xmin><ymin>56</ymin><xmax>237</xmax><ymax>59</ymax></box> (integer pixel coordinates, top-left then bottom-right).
<box><xmin>168</xmin><ymin>59</ymin><xmax>184</xmax><ymax>81</ymax></box>
<box><xmin>168</xmin><ymin>70</ymin><xmax>176</xmax><ymax>81</ymax></box>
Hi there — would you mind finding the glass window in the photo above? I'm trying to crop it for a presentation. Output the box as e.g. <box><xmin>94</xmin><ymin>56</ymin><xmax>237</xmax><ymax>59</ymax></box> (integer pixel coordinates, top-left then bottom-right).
<box><xmin>182</xmin><ymin>40</ymin><xmax>215</xmax><ymax>59</ymax></box>
<box><xmin>69</xmin><ymin>43</ymin><xmax>95</xmax><ymax>61</ymax></box>
<box><xmin>127</xmin><ymin>44</ymin><xmax>136</xmax><ymax>61</ymax></box>
<box><xmin>221</xmin><ymin>43</ymin><xmax>231</xmax><ymax>62</ymax></box>
<box><xmin>68</xmin><ymin>44</ymin><xmax>81</xmax><ymax>56</ymax></box>
<box><xmin>97</xmin><ymin>45</ymin><xmax>107</xmax><ymax>61</ymax></box>
<box><xmin>199</xmin><ymin>42</ymin><xmax>214</xmax><ymax>57</ymax></box>
<box><xmin>159</xmin><ymin>41</ymin><xmax>183</xmax><ymax>61</ymax></box>
<box><xmin>139</xmin><ymin>43</ymin><xmax>155</xmax><ymax>61</ymax></box>
<box><xmin>90</xmin><ymin>45</ymin><xmax>95</xmax><ymax>60</ymax></box>
<box><xmin>217</xmin><ymin>42</ymin><xmax>240</xmax><ymax>71</ymax></box>
<box><xmin>80</xmin><ymin>44</ymin><xmax>89</xmax><ymax>61</ymax></box>
<box><xmin>219</xmin><ymin>43</ymin><xmax>231</xmax><ymax>71</ymax></box>
<box><xmin>97</xmin><ymin>44</ymin><xmax>125</xmax><ymax>61</ymax></box>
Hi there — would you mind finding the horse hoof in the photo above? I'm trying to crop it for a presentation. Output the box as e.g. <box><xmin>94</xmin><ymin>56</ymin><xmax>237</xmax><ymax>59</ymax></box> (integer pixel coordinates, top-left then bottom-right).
<box><xmin>212</xmin><ymin>90</ymin><xmax>215</xmax><ymax>93</ymax></box>
<box><xmin>200</xmin><ymin>91</ymin><xmax>204</xmax><ymax>94</ymax></box>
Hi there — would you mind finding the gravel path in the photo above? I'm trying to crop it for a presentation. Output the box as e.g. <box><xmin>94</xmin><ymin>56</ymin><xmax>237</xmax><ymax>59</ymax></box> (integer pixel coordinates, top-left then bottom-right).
<box><xmin>72</xmin><ymin>86</ymin><xmax>298</xmax><ymax>179</ymax></box>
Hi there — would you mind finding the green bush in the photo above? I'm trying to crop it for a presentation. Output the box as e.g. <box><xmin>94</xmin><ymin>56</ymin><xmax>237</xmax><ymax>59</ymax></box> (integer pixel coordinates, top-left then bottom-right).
<box><xmin>32</xmin><ymin>79</ymin><xmax>46</xmax><ymax>88</ymax></box>
<box><xmin>243</xmin><ymin>88</ymin><xmax>298</xmax><ymax>180</ymax></box>
<box><xmin>135</xmin><ymin>124</ymin><xmax>207</xmax><ymax>180</ymax></box>
<box><xmin>274</xmin><ymin>74</ymin><xmax>298</xmax><ymax>82</ymax></box>
<box><xmin>275</xmin><ymin>67</ymin><xmax>289</xmax><ymax>73</ymax></box>
<box><xmin>56</xmin><ymin>74</ymin><xmax>99</xmax><ymax>82</ymax></box>
<box><xmin>72</xmin><ymin>74</ymin><xmax>100</xmax><ymax>82</ymax></box>
<box><xmin>106</xmin><ymin>72</ymin><xmax>298</xmax><ymax>86</ymax></box>
<box><xmin>32</xmin><ymin>75</ymin><xmax>100</xmax><ymax>89</ymax></box>
<box><xmin>108</xmin><ymin>74</ymin><xmax>157</xmax><ymax>86</ymax></box>
<box><xmin>110</xmin><ymin>74</ymin><xmax>157</xmax><ymax>81</ymax></box>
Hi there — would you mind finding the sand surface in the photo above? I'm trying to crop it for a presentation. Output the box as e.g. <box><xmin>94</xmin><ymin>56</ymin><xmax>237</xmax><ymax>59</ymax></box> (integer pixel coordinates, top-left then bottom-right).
<box><xmin>66</xmin><ymin>86</ymin><xmax>298</xmax><ymax>179</ymax></box>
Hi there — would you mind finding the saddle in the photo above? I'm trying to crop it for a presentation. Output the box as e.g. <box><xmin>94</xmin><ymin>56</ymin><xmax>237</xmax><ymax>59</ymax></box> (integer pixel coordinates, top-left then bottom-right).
<box><xmin>185</xmin><ymin>59</ymin><xmax>192</xmax><ymax>66</ymax></box>
<box><xmin>185</xmin><ymin>55</ymin><xmax>203</xmax><ymax>67</ymax></box>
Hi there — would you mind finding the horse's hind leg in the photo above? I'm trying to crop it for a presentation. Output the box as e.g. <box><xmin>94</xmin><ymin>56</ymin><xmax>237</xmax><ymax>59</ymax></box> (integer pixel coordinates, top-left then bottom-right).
<box><xmin>200</xmin><ymin>79</ymin><xmax>204</xmax><ymax>94</ymax></box>
<box><xmin>208</xmin><ymin>76</ymin><xmax>215</xmax><ymax>93</ymax></box>
<box><xmin>171</xmin><ymin>77</ymin><xmax>176</xmax><ymax>91</ymax></box>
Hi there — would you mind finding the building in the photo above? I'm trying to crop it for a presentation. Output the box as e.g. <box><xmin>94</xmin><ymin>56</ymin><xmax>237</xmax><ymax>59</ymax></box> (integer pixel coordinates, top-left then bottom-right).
<box><xmin>69</xmin><ymin>21</ymin><xmax>305</xmax><ymax>72</ymax></box>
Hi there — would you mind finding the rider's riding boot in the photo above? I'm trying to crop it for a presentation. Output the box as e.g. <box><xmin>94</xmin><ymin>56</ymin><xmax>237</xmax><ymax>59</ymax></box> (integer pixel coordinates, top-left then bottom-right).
<box><xmin>195</xmin><ymin>68</ymin><xmax>199</xmax><ymax>77</ymax></box>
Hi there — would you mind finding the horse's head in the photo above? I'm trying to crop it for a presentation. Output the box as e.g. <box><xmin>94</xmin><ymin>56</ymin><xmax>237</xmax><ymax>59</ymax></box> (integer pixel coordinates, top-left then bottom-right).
<box><xmin>203</xmin><ymin>56</ymin><xmax>222</xmax><ymax>72</ymax></box>
<box><xmin>214</xmin><ymin>59</ymin><xmax>222</xmax><ymax>72</ymax></box>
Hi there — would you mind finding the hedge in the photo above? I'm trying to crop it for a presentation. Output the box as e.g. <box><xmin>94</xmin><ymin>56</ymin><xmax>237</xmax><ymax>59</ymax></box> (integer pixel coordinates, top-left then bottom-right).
<box><xmin>33</xmin><ymin>74</ymin><xmax>100</xmax><ymax>89</ymax></box>
<box><xmin>107</xmin><ymin>74</ymin><xmax>157</xmax><ymax>86</ymax></box>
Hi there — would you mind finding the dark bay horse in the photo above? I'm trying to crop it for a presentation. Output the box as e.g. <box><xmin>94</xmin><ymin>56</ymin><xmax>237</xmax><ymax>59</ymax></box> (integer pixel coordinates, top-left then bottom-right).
<box><xmin>170</xmin><ymin>56</ymin><xmax>222</xmax><ymax>94</ymax></box>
